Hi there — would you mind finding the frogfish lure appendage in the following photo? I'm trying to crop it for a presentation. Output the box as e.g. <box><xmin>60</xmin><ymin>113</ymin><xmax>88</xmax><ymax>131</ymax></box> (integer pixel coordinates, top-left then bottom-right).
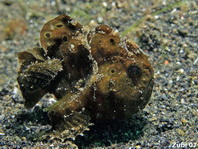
<box><xmin>17</xmin><ymin>14</ymin><xmax>154</xmax><ymax>139</ymax></box>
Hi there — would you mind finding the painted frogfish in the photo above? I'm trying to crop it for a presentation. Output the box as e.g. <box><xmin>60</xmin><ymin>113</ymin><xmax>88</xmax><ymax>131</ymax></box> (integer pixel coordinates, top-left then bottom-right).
<box><xmin>17</xmin><ymin>14</ymin><xmax>154</xmax><ymax>139</ymax></box>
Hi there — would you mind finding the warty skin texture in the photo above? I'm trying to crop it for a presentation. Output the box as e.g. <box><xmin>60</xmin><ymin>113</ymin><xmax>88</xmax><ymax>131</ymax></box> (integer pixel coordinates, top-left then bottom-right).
<box><xmin>17</xmin><ymin>14</ymin><xmax>154</xmax><ymax>139</ymax></box>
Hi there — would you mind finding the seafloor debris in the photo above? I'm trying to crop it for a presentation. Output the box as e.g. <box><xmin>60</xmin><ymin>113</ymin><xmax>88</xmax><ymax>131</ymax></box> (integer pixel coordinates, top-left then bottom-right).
<box><xmin>17</xmin><ymin>14</ymin><xmax>154</xmax><ymax>139</ymax></box>
<box><xmin>4</xmin><ymin>18</ymin><xmax>27</xmax><ymax>40</ymax></box>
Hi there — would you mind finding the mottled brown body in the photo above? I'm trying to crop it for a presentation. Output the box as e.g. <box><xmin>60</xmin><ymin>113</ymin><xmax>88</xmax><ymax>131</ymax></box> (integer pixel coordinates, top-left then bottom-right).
<box><xmin>17</xmin><ymin>14</ymin><xmax>154</xmax><ymax>139</ymax></box>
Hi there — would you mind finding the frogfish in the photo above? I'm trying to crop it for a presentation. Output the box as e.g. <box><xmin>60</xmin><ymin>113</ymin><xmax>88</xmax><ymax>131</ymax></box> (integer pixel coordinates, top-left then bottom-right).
<box><xmin>17</xmin><ymin>14</ymin><xmax>154</xmax><ymax>139</ymax></box>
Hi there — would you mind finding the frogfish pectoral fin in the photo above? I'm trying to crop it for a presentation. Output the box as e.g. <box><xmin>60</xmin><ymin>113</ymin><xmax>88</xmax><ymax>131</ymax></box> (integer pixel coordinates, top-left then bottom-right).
<box><xmin>43</xmin><ymin>74</ymin><xmax>100</xmax><ymax>139</ymax></box>
<box><xmin>47</xmin><ymin>94</ymin><xmax>93</xmax><ymax>139</ymax></box>
<box><xmin>48</xmin><ymin>110</ymin><xmax>92</xmax><ymax>139</ymax></box>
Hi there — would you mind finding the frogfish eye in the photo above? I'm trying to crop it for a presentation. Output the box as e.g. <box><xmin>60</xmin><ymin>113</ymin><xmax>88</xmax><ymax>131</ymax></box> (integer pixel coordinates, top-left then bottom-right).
<box><xmin>127</xmin><ymin>65</ymin><xmax>141</xmax><ymax>79</ymax></box>
<box><xmin>62</xmin><ymin>35</ymin><xmax>68</xmax><ymax>42</ymax></box>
